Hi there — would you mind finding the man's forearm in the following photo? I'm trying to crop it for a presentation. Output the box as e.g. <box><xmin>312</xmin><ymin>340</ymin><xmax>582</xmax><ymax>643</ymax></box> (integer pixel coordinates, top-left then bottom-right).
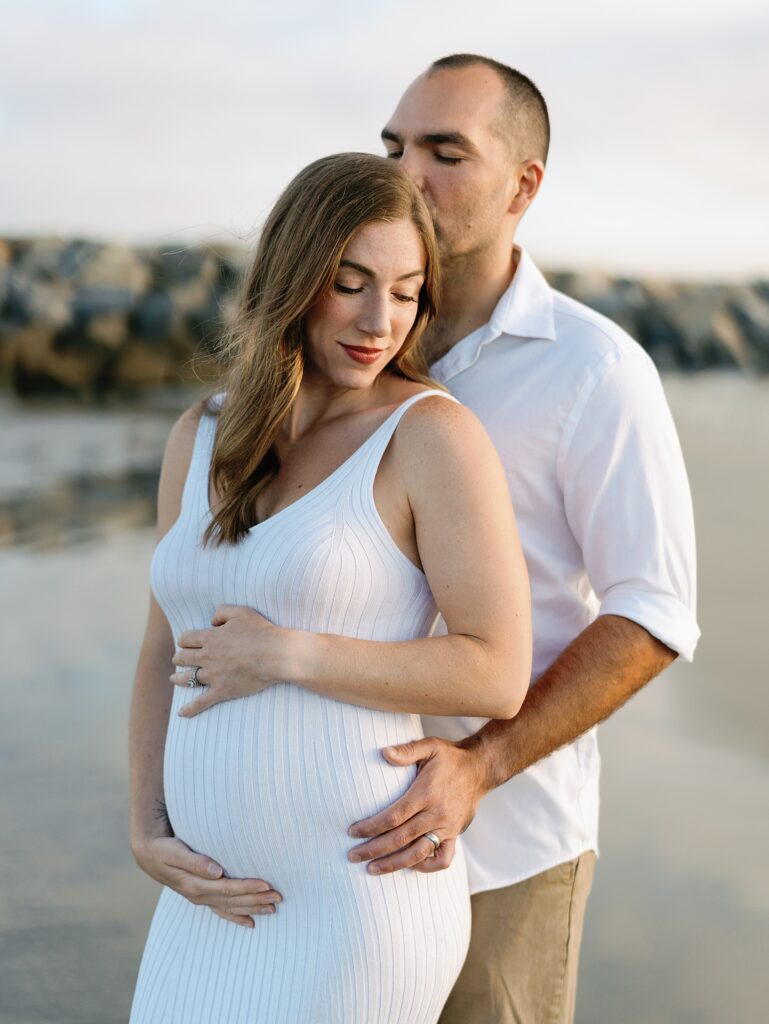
<box><xmin>461</xmin><ymin>614</ymin><xmax>677</xmax><ymax>792</ymax></box>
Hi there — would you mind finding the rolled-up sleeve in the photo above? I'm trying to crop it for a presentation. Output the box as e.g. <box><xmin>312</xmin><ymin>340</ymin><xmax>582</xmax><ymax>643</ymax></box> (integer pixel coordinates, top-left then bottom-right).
<box><xmin>558</xmin><ymin>346</ymin><xmax>700</xmax><ymax>661</ymax></box>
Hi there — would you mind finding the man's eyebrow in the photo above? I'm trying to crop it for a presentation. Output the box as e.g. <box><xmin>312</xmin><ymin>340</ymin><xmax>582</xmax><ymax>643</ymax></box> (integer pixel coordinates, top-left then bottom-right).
<box><xmin>339</xmin><ymin>259</ymin><xmax>424</xmax><ymax>282</ymax></box>
<box><xmin>381</xmin><ymin>127</ymin><xmax>478</xmax><ymax>155</ymax></box>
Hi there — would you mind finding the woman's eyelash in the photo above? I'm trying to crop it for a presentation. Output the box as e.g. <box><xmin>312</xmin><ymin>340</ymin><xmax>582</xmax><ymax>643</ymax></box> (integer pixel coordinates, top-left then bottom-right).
<box><xmin>335</xmin><ymin>283</ymin><xmax>417</xmax><ymax>303</ymax></box>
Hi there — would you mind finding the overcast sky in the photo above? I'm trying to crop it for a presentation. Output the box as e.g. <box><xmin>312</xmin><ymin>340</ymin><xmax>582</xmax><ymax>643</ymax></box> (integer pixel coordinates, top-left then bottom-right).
<box><xmin>2</xmin><ymin>0</ymin><xmax>768</xmax><ymax>279</ymax></box>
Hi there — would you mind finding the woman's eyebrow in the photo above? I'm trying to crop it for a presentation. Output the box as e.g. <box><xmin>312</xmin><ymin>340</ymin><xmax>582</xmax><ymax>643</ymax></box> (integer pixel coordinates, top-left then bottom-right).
<box><xmin>340</xmin><ymin>260</ymin><xmax>424</xmax><ymax>281</ymax></box>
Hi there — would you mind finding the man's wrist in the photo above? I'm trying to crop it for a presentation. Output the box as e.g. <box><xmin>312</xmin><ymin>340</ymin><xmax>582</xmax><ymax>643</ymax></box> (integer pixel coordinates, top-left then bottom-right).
<box><xmin>453</xmin><ymin>735</ymin><xmax>492</xmax><ymax>796</ymax></box>
<box><xmin>457</xmin><ymin>720</ymin><xmax>518</xmax><ymax>794</ymax></box>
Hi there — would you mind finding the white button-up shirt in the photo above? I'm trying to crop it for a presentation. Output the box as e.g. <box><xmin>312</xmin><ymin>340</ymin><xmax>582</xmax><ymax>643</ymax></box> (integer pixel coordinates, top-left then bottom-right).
<box><xmin>421</xmin><ymin>247</ymin><xmax>700</xmax><ymax>894</ymax></box>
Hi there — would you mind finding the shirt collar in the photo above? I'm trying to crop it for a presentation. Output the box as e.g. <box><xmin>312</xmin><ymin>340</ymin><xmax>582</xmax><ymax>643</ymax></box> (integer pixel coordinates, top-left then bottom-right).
<box><xmin>489</xmin><ymin>246</ymin><xmax>556</xmax><ymax>343</ymax></box>
<box><xmin>429</xmin><ymin>246</ymin><xmax>556</xmax><ymax>383</ymax></box>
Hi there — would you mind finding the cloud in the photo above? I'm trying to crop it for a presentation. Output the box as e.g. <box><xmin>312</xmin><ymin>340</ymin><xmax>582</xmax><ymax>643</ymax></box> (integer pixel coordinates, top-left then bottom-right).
<box><xmin>1</xmin><ymin>0</ymin><xmax>768</xmax><ymax>276</ymax></box>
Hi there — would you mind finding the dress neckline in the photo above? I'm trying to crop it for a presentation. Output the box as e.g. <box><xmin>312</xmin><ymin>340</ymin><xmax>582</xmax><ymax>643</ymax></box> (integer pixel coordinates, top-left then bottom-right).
<box><xmin>204</xmin><ymin>388</ymin><xmax>444</xmax><ymax>533</ymax></box>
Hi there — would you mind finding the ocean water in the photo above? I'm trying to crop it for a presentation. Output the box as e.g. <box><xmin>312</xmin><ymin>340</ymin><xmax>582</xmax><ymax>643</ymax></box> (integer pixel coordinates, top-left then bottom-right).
<box><xmin>0</xmin><ymin>373</ymin><xmax>767</xmax><ymax>1023</ymax></box>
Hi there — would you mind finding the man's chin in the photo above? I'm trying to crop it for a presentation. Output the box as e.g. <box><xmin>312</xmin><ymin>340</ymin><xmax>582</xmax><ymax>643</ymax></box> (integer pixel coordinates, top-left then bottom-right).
<box><xmin>431</xmin><ymin>224</ymin><xmax>463</xmax><ymax>262</ymax></box>
<box><xmin>432</xmin><ymin>227</ymin><xmax>455</xmax><ymax>260</ymax></box>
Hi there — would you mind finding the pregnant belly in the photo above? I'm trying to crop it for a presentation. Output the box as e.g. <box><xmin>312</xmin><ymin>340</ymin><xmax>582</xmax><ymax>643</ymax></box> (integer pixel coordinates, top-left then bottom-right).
<box><xmin>163</xmin><ymin>682</ymin><xmax>422</xmax><ymax>883</ymax></box>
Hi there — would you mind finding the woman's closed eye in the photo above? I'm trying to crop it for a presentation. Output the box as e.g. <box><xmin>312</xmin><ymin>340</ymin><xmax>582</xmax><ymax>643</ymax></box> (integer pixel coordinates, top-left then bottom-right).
<box><xmin>334</xmin><ymin>282</ymin><xmax>417</xmax><ymax>304</ymax></box>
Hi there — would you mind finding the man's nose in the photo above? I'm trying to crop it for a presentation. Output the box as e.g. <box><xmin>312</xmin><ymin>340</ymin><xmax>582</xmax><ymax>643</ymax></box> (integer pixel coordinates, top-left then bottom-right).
<box><xmin>357</xmin><ymin>291</ymin><xmax>390</xmax><ymax>339</ymax></box>
<box><xmin>398</xmin><ymin>147</ymin><xmax>427</xmax><ymax>192</ymax></box>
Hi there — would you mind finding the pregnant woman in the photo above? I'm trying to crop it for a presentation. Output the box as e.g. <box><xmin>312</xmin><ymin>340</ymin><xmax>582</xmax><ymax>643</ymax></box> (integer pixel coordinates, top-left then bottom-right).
<box><xmin>128</xmin><ymin>153</ymin><xmax>531</xmax><ymax>1023</ymax></box>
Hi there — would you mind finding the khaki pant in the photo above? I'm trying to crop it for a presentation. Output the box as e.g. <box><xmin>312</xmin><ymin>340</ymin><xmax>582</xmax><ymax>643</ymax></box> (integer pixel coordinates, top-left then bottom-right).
<box><xmin>439</xmin><ymin>851</ymin><xmax>596</xmax><ymax>1024</ymax></box>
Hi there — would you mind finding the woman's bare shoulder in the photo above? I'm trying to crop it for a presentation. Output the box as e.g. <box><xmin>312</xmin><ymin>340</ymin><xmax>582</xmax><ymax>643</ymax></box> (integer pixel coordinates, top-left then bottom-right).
<box><xmin>163</xmin><ymin>401</ymin><xmax>207</xmax><ymax>469</ymax></box>
<box><xmin>398</xmin><ymin>391</ymin><xmax>478</xmax><ymax>441</ymax></box>
<box><xmin>393</xmin><ymin>393</ymin><xmax>505</xmax><ymax>494</ymax></box>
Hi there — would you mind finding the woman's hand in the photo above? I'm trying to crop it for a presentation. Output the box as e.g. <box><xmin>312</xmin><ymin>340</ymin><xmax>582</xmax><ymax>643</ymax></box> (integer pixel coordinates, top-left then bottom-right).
<box><xmin>131</xmin><ymin>833</ymin><xmax>282</xmax><ymax>927</ymax></box>
<box><xmin>170</xmin><ymin>605</ymin><xmax>296</xmax><ymax>717</ymax></box>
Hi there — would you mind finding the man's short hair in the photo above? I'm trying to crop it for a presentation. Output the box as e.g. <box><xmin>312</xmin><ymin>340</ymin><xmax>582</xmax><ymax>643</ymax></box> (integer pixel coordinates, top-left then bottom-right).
<box><xmin>429</xmin><ymin>54</ymin><xmax>550</xmax><ymax>165</ymax></box>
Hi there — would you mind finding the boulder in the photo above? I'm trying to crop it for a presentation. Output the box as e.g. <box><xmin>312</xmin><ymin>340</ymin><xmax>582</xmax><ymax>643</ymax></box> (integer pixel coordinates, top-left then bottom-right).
<box><xmin>10</xmin><ymin>324</ymin><xmax>105</xmax><ymax>397</ymax></box>
<box><xmin>131</xmin><ymin>290</ymin><xmax>173</xmax><ymax>342</ymax></box>
<box><xmin>87</xmin><ymin>311</ymin><xmax>128</xmax><ymax>350</ymax></box>
<box><xmin>75</xmin><ymin>243</ymin><xmax>151</xmax><ymax>293</ymax></box>
<box><xmin>72</xmin><ymin>285</ymin><xmax>135</xmax><ymax>319</ymax></box>
<box><xmin>636</xmin><ymin>282</ymin><xmax>739</xmax><ymax>370</ymax></box>
<box><xmin>728</xmin><ymin>286</ymin><xmax>769</xmax><ymax>368</ymax></box>
<box><xmin>113</xmin><ymin>341</ymin><xmax>173</xmax><ymax>389</ymax></box>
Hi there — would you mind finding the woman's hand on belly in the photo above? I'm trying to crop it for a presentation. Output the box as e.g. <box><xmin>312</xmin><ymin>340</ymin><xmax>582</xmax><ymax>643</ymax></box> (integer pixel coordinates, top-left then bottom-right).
<box><xmin>132</xmin><ymin>834</ymin><xmax>283</xmax><ymax>926</ymax></box>
<box><xmin>171</xmin><ymin>605</ymin><xmax>299</xmax><ymax>717</ymax></box>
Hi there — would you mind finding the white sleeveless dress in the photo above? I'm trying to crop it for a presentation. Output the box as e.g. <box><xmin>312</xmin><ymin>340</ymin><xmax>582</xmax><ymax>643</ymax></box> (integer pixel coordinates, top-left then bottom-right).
<box><xmin>130</xmin><ymin>389</ymin><xmax>471</xmax><ymax>1024</ymax></box>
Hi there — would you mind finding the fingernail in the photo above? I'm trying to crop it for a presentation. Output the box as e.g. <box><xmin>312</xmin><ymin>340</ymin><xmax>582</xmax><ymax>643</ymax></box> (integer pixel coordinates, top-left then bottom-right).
<box><xmin>207</xmin><ymin>863</ymin><xmax>222</xmax><ymax>878</ymax></box>
<box><xmin>381</xmin><ymin>747</ymin><xmax>393</xmax><ymax>757</ymax></box>
<box><xmin>347</xmin><ymin>827</ymin><xmax>360</xmax><ymax>838</ymax></box>
<box><xmin>368</xmin><ymin>864</ymin><xmax>382</xmax><ymax>875</ymax></box>
<box><xmin>348</xmin><ymin>852</ymin><xmax>361</xmax><ymax>863</ymax></box>
<box><xmin>257</xmin><ymin>906</ymin><xmax>274</xmax><ymax>915</ymax></box>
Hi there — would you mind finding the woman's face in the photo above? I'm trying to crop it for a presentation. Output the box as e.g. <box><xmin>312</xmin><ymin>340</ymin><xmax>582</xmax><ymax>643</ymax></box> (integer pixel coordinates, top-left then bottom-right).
<box><xmin>303</xmin><ymin>217</ymin><xmax>426</xmax><ymax>389</ymax></box>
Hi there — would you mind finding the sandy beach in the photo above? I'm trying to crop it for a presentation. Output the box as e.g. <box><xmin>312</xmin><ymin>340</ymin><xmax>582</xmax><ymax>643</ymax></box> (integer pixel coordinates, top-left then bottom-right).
<box><xmin>1</xmin><ymin>372</ymin><xmax>767</xmax><ymax>1023</ymax></box>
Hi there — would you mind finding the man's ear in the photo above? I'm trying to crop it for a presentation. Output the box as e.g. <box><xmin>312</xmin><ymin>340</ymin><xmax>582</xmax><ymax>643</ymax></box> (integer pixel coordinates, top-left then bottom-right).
<box><xmin>509</xmin><ymin>160</ymin><xmax>544</xmax><ymax>216</ymax></box>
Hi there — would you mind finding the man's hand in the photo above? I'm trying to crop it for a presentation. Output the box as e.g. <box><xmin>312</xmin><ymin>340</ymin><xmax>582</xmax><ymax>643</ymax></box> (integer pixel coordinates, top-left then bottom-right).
<box><xmin>347</xmin><ymin>737</ymin><xmax>488</xmax><ymax>875</ymax></box>
<box><xmin>132</xmin><ymin>834</ymin><xmax>282</xmax><ymax>927</ymax></box>
<box><xmin>170</xmin><ymin>605</ymin><xmax>292</xmax><ymax>717</ymax></box>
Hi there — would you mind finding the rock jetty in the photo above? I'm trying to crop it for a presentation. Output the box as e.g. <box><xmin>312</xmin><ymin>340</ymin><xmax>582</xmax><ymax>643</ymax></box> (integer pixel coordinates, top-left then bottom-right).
<box><xmin>0</xmin><ymin>238</ymin><xmax>247</xmax><ymax>400</ymax></box>
<box><xmin>0</xmin><ymin>238</ymin><xmax>767</xmax><ymax>400</ymax></box>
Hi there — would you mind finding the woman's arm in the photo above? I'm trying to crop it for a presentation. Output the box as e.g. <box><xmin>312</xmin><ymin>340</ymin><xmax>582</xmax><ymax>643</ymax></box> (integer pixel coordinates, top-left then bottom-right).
<box><xmin>174</xmin><ymin>398</ymin><xmax>532</xmax><ymax>720</ymax></box>
<box><xmin>129</xmin><ymin>408</ymin><xmax>281</xmax><ymax>926</ymax></box>
<box><xmin>129</xmin><ymin>408</ymin><xmax>200</xmax><ymax>850</ymax></box>
<box><xmin>290</xmin><ymin>398</ymin><xmax>531</xmax><ymax>718</ymax></box>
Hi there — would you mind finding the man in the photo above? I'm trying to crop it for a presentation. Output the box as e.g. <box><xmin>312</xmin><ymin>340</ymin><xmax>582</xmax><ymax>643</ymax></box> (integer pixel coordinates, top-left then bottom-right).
<box><xmin>342</xmin><ymin>54</ymin><xmax>700</xmax><ymax>1023</ymax></box>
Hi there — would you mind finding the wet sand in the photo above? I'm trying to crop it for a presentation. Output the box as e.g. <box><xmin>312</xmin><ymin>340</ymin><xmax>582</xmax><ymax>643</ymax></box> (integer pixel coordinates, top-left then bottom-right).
<box><xmin>1</xmin><ymin>373</ymin><xmax>767</xmax><ymax>1023</ymax></box>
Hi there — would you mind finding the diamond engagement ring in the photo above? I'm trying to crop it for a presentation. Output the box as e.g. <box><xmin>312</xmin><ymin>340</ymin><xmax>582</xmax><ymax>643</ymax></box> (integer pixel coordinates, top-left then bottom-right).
<box><xmin>423</xmin><ymin>832</ymin><xmax>441</xmax><ymax>855</ymax></box>
<box><xmin>187</xmin><ymin>666</ymin><xmax>202</xmax><ymax>688</ymax></box>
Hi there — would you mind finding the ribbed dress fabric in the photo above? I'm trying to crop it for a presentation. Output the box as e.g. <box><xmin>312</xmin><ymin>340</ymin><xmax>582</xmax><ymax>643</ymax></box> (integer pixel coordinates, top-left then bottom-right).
<box><xmin>129</xmin><ymin>389</ymin><xmax>471</xmax><ymax>1024</ymax></box>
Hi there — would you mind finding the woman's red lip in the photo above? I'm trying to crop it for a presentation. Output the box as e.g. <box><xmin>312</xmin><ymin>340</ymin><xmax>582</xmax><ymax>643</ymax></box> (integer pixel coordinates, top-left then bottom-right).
<box><xmin>339</xmin><ymin>343</ymin><xmax>385</xmax><ymax>365</ymax></box>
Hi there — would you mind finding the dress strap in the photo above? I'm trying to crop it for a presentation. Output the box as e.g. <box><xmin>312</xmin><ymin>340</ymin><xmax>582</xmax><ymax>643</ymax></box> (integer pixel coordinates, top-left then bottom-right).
<box><xmin>357</xmin><ymin>388</ymin><xmax>459</xmax><ymax>481</ymax></box>
<box><xmin>179</xmin><ymin>394</ymin><xmax>222</xmax><ymax>521</ymax></box>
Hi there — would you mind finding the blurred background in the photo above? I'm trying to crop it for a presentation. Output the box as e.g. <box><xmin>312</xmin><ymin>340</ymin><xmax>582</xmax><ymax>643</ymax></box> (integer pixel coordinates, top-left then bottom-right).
<box><xmin>1</xmin><ymin>1</ymin><xmax>768</xmax><ymax>1021</ymax></box>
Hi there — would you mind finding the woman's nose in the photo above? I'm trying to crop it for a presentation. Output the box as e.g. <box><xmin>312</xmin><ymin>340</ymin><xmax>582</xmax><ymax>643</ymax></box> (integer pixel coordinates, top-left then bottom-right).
<box><xmin>357</xmin><ymin>293</ymin><xmax>390</xmax><ymax>339</ymax></box>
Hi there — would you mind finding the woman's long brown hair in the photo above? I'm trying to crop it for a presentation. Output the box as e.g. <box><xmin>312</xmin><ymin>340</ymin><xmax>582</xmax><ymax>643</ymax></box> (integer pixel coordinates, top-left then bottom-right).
<box><xmin>200</xmin><ymin>152</ymin><xmax>443</xmax><ymax>547</ymax></box>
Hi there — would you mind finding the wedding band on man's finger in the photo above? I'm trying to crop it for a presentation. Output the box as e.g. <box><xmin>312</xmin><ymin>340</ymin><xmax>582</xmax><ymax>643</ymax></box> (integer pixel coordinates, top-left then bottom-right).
<box><xmin>423</xmin><ymin>831</ymin><xmax>441</xmax><ymax>856</ymax></box>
